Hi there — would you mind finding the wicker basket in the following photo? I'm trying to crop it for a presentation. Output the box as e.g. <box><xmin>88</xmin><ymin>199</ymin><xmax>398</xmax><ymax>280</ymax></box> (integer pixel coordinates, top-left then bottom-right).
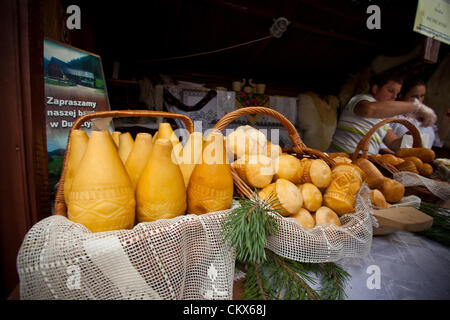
<box><xmin>213</xmin><ymin>106</ymin><xmax>336</xmax><ymax>199</ymax></box>
<box><xmin>53</xmin><ymin>110</ymin><xmax>195</xmax><ymax>217</ymax></box>
<box><xmin>349</xmin><ymin>117</ymin><xmax>440</xmax><ymax>202</ymax></box>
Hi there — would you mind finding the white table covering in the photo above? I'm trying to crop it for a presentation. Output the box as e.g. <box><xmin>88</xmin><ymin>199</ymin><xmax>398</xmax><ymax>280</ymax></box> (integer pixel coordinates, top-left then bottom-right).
<box><xmin>339</xmin><ymin>230</ymin><xmax>450</xmax><ymax>300</ymax></box>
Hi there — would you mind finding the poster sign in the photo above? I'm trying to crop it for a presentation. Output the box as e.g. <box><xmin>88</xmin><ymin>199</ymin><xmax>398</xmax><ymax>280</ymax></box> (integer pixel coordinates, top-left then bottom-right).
<box><xmin>413</xmin><ymin>0</ymin><xmax>450</xmax><ymax>45</ymax></box>
<box><xmin>44</xmin><ymin>38</ymin><xmax>111</xmax><ymax>195</ymax></box>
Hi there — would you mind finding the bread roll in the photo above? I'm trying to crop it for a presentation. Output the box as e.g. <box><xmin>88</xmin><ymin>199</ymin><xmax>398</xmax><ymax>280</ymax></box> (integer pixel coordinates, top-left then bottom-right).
<box><xmin>395</xmin><ymin>148</ymin><xmax>435</xmax><ymax>163</ymax></box>
<box><xmin>290</xmin><ymin>208</ymin><xmax>315</xmax><ymax>229</ymax></box>
<box><xmin>258</xmin><ymin>140</ymin><xmax>282</xmax><ymax>159</ymax></box>
<box><xmin>402</xmin><ymin>156</ymin><xmax>424</xmax><ymax>170</ymax></box>
<box><xmin>226</xmin><ymin>129</ymin><xmax>252</xmax><ymax>159</ymax></box>
<box><xmin>274</xmin><ymin>154</ymin><xmax>303</xmax><ymax>184</ymax></box>
<box><xmin>299</xmin><ymin>183</ymin><xmax>322</xmax><ymax>212</ymax></box>
<box><xmin>258</xmin><ymin>183</ymin><xmax>276</xmax><ymax>203</ymax></box>
<box><xmin>380</xmin><ymin>154</ymin><xmax>404</xmax><ymax>166</ymax></box>
<box><xmin>419</xmin><ymin>163</ymin><xmax>433</xmax><ymax>177</ymax></box>
<box><xmin>333</xmin><ymin>156</ymin><xmax>352</xmax><ymax>165</ymax></box>
<box><xmin>275</xmin><ymin>178</ymin><xmax>303</xmax><ymax>216</ymax></box>
<box><xmin>354</xmin><ymin>158</ymin><xmax>384</xmax><ymax>189</ymax></box>
<box><xmin>370</xmin><ymin>189</ymin><xmax>391</xmax><ymax>208</ymax></box>
<box><xmin>323</xmin><ymin>164</ymin><xmax>363</xmax><ymax>215</ymax></box>
<box><xmin>315</xmin><ymin>206</ymin><xmax>342</xmax><ymax>227</ymax></box>
<box><xmin>396</xmin><ymin>160</ymin><xmax>419</xmax><ymax>174</ymax></box>
<box><xmin>327</xmin><ymin>152</ymin><xmax>350</xmax><ymax>159</ymax></box>
<box><xmin>232</xmin><ymin>154</ymin><xmax>275</xmax><ymax>188</ymax></box>
<box><xmin>380</xmin><ymin>177</ymin><xmax>404</xmax><ymax>203</ymax></box>
<box><xmin>301</xmin><ymin>159</ymin><xmax>332</xmax><ymax>189</ymax></box>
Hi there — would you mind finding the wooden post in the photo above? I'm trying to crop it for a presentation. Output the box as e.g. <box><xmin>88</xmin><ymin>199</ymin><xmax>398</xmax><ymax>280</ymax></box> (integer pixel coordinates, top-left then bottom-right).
<box><xmin>423</xmin><ymin>37</ymin><xmax>441</xmax><ymax>64</ymax></box>
<box><xmin>0</xmin><ymin>0</ymin><xmax>50</xmax><ymax>299</ymax></box>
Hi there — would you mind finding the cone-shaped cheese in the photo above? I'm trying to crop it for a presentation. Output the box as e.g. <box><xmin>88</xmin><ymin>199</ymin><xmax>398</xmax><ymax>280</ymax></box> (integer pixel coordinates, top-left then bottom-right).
<box><xmin>125</xmin><ymin>133</ymin><xmax>153</xmax><ymax>189</ymax></box>
<box><xmin>68</xmin><ymin>130</ymin><xmax>135</xmax><ymax>232</ymax></box>
<box><xmin>64</xmin><ymin>129</ymin><xmax>89</xmax><ymax>205</ymax></box>
<box><xmin>179</xmin><ymin>131</ymin><xmax>203</xmax><ymax>187</ymax></box>
<box><xmin>187</xmin><ymin>130</ymin><xmax>234</xmax><ymax>215</ymax></box>
<box><xmin>232</xmin><ymin>154</ymin><xmax>275</xmax><ymax>189</ymax></box>
<box><xmin>157</xmin><ymin>122</ymin><xmax>183</xmax><ymax>164</ymax></box>
<box><xmin>136</xmin><ymin>138</ymin><xmax>186</xmax><ymax>222</ymax></box>
<box><xmin>118</xmin><ymin>132</ymin><xmax>134</xmax><ymax>164</ymax></box>
<box><xmin>112</xmin><ymin>131</ymin><xmax>121</xmax><ymax>148</ymax></box>
<box><xmin>323</xmin><ymin>164</ymin><xmax>363</xmax><ymax>216</ymax></box>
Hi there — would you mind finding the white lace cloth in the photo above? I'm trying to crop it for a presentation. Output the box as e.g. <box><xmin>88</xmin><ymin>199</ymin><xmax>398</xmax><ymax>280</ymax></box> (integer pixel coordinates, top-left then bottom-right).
<box><xmin>393</xmin><ymin>171</ymin><xmax>450</xmax><ymax>201</ymax></box>
<box><xmin>17</xmin><ymin>186</ymin><xmax>374</xmax><ymax>300</ymax></box>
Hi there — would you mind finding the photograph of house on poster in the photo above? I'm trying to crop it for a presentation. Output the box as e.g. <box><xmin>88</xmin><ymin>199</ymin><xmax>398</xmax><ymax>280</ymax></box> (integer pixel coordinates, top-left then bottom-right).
<box><xmin>44</xmin><ymin>38</ymin><xmax>111</xmax><ymax>196</ymax></box>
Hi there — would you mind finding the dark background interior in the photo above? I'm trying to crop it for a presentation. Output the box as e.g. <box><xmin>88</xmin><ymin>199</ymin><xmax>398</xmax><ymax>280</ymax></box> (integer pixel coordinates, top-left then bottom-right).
<box><xmin>59</xmin><ymin>0</ymin><xmax>447</xmax><ymax>102</ymax></box>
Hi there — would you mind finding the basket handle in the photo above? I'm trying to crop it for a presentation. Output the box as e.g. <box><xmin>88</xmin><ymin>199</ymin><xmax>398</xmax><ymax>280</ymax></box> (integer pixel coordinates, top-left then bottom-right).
<box><xmin>214</xmin><ymin>106</ymin><xmax>306</xmax><ymax>148</ymax></box>
<box><xmin>351</xmin><ymin>117</ymin><xmax>423</xmax><ymax>162</ymax></box>
<box><xmin>54</xmin><ymin>110</ymin><xmax>194</xmax><ymax>216</ymax></box>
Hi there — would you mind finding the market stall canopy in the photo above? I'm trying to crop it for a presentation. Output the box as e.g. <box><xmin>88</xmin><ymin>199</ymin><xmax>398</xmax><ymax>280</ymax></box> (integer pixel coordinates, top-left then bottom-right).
<box><xmin>64</xmin><ymin>0</ymin><xmax>444</xmax><ymax>95</ymax></box>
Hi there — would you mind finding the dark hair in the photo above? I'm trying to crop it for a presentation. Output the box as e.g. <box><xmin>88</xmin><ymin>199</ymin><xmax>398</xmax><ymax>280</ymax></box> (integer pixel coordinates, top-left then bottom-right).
<box><xmin>400</xmin><ymin>76</ymin><xmax>426</xmax><ymax>97</ymax></box>
<box><xmin>369</xmin><ymin>72</ymin><xmax>403</xmax><ymax>92</ymax></box>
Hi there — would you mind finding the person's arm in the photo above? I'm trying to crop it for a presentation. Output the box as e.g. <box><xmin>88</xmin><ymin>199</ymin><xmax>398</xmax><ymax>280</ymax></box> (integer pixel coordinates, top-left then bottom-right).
<box><xmin>354</xmin><ymin>100</ymin><xmax>416</xmax><ymax>118</ymax></box>
<box><xmin>354</xmin><ymin>99</ymin><xmax>437</xmax><ymax>127</ymax></box>
<box><xmin>382</xmin><ymin>129</ymin><xmax>403</xmax><ymax>152</ymax></box>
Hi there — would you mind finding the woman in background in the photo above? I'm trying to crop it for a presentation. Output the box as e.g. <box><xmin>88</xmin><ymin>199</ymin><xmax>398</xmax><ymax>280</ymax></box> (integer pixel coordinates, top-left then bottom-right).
<box><xmin>388</xmin><ymin>76</ymin><xmax>450</xmax><ymax>150</ymax></box>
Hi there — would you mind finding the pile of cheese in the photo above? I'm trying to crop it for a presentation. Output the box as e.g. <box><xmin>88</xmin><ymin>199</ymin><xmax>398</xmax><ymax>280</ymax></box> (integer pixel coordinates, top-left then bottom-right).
<box><xmin>227</xmin><ymin>126</ymin><xmax>365</xmax><ymax>229</ymax></box>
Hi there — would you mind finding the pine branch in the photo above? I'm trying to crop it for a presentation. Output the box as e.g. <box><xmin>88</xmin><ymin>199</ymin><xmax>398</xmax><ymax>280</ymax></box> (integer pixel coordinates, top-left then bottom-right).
<box><xmin>418</xmin><ymin>202</ymin><xmax>450</xmax><ymax>248</ymax></box>
<box><xmin>223</xmin><ymin>195</ymin><xmax>351</xmax><ymax>300</ymax></box>
<box><xmin>254</xmin><ymin>263</ymin><xmax>267</xmax><ymax>300</ymax></box>
<box><xmin>221</xmin><ymin>195</ymin><xmax>280</xmax><ymax>264</ymax></box>
<box><xmin>267</xmin><ymin>250</ymin><xmax>321</xmax><ymax>300</ymax></box>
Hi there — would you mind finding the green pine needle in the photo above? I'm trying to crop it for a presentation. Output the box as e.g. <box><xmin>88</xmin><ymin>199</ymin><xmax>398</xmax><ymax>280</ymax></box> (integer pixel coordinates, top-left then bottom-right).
<box><xmin>242</xmin><ymin>250</ymin><xmax>350</xmax><ymax>300</ymax></box>
<box><xmin>418</xmin><ymin>202</ymin><xmax>450</xmax><ymax>247</ymax></box>
<box><xmin>222</xmin><ymin>194</ymin><xmax>351</xmax><ymax>300</ymax></box>
<box><xmin>221</xmin><ymin>194</ymin><xmax>280</xmax><ymax>264</ymax></box>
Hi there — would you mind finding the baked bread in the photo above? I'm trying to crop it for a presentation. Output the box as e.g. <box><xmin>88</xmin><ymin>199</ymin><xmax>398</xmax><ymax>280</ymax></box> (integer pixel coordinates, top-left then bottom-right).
<box><xmin>395</xmin><ymin>147</ymin><xmax>435</xmax><ymax>163</ymax></box>
<box><xmin>232</xmin><ymin>154</ymin><xmax>275</xmax><ymax>188</ymax></box>
<box><xmin>396</xmin><ymin>160</ymin><xmax>420</xmax><ymax>174</ymax></box>
<box><xmin>276</xmin><ymin>179</ymin><xmax>304</xmax><ymax>216</ymax></box>
<box><xmin>419</xmin><ymin>163</ymin><xmax>433</xmax><ymax>177</ymax></box>
<box><xmin>323</xmin><ymin>164</ymin><xmax>363</xmax><ymax>215</ymax></box>
<box><xmin>300</xmin><ymin>158</ymin><xmax>332</xmax><ymax>189</ymax></box>
<box><xmin>370</xmin><ymin>189</ymin><xmax>391</xmax><ymax>208</ymax></box>
<box><xmin>298</xmin><ymin>183</ymin><xmax>323</xmax><ymax>212</ymax></box>
<box><xmin>290</xmin><ymin>208</ymin><xmax>315</xmax><ymax>229</ymax></box>
<box><xmin>380</xmin><ymin>177</ymin><xmax>404</xmax><ymax>203</ymax></box>
<box><xmin>274</xmin><ymin>154</ymin><xmax>303</xmax><ymax>184</ymax></box>
<box><xmin>380</xmin><ymin>154</ymin><xmax>405</xmax><ymax>166</ymax></box>
<box><xmin>315</xmin><ymin>206</ymin><xmax>342</xmax><ymax>227</ymax></box>
<box><xmin>354</xmin><ymin>158</ymin><xmax>384</xmax><ymax>189</ymax></box>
